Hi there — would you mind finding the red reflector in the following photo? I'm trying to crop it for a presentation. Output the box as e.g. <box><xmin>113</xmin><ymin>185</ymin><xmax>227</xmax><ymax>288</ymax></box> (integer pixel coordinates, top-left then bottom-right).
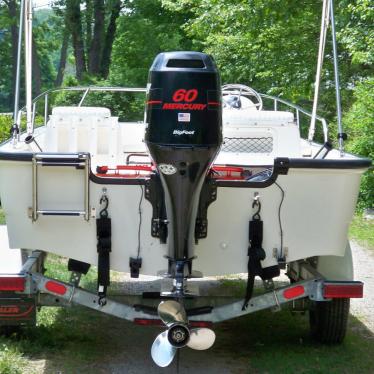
<box><xmin>45</xmin><ymin>281</ymin><xmax>67</xmax><ymax>295</ymax></box>
<box><xmin>323</xmin><ymin>282</ymin><xmax>363</xmax><ymax>298</ymax></box>
<box><xmin>0</xmin><ymin>276</ymin><xmax>25</xmax><ymax>291</ymax></box>
<box><xmin>134</xmin><ymin>318</ymin><xmax>163</xmax><ymax>326</ymax></box>
<box><xmin>283</xmin><ymin>285</ymin><xmax>305</xmax><ymax>299</ymax></box>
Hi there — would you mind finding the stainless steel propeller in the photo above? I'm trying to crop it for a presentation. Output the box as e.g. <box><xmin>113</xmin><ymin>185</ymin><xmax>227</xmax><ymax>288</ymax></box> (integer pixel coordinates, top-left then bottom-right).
<box><xmin>151</xmin><ymin>300</ymin><xmax>216</xmax><ymax>367</ymax></box>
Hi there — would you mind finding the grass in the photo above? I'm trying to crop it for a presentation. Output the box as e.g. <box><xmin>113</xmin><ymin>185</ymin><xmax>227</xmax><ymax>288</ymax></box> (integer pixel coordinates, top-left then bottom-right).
<box><xmin>0</xmin><ymin>209</ymin><xmax>5</xmax><ymax>225</ymax></box>
<box><xmin>349</xmin><ymin>214</ymin><xmax>374</xmax><ymax>250</ymax></box>
<box><xmin>0</xmin><ymin>344</ymin><xmax>27</xmax><ymax>374</ymax></box>
<box><xmin>215</xmin><ymin>311</ymin><xmax>374</xmax><ymax>373</ymax></box>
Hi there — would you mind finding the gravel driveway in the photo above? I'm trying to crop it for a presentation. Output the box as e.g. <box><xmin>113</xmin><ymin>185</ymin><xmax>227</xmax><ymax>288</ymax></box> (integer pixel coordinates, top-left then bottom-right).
<box><xmin>350</xmin><ymin>241</ymin><xmax>374</xmax><ymax>333</ymax></box>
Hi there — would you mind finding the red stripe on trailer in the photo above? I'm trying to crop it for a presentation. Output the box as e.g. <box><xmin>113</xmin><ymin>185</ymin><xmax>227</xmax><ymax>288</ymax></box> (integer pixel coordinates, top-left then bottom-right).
<box><xmin>190</xmin><ymin>321</ymin><xmax>213</xmax><ymax>328</ymax></box>
<box><xmin>323</xmin><ymin>282</ymin><xmax>363</xmax><ymax>298</ymax></box>
<box><xmin>45</xmin><ymin>281</ymin><xmax>67</xmax><ymax>295</ymax></box>
<box><xmin>283</xmin><ymin>285</ymin><xmax>305</xmax><ymax>299</ymax></box>
<box><xmin>0</xmin><ymin>276</ymin><xmax>25</xmax><ymax>291</ymax></box>
<box><xmin>134</xmin><ymin>318</ymin><xmax>163</xmax><ymax>326</ymax></box>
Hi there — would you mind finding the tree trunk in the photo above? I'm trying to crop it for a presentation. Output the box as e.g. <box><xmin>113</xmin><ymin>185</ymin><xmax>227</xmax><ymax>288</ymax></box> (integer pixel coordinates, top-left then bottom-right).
<box><xmin>66</xmin><ymin>0</ymin><xmax>86</xmax><ymax>80</ymax></box>
<box><xmin>85</xmin><ymin>0</ymin><xmax>93</xmax><ymax>57</ymax></box>
<box><xmin>32</xmin><ymin>35</ymin><xmax>42</xmax><ymax>96</ymax></box>
<box><xmin>100</xmin><ymin>0</ymin><xmax>121</xmax><ymax>79</ymax></box>
<box><xmin>88</xmin><ymin>0</ymin><xmax>105</xmax><ymax>75</ymax></box>
<box><xmin>6</xmin><ymin>0</ymin><xmax>19</xmax><ymax>110</ymax></box>
<box><xmin>55</xmin><ymin>29</ymin><xmax>69</xmax><ymax>87</ymax></box>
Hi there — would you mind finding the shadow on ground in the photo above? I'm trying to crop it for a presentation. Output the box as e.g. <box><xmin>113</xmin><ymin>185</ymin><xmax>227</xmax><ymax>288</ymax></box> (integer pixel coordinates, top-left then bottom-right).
<box><xmin>3</xmin><ymin>278</ymin><xmax>373</xmax><ymax>374</ymax></box>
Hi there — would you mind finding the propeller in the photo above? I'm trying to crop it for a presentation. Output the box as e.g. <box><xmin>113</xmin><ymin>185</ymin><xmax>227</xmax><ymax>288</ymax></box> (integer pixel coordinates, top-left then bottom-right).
<box><xmin>151</xmin><ymin>300</ymin><xmax>216</xmax><ymax>367</ymax></box>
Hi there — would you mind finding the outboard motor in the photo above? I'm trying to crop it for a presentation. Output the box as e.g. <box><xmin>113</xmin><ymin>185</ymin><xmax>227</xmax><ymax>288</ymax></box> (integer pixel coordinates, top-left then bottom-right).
<box><xmin>145</xmin><ymin>51</ymin><xmax>222</xmax><ymax>280</ymax></box>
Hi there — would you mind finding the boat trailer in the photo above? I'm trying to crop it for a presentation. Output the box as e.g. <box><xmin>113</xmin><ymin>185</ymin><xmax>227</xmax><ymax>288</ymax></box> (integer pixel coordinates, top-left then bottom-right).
<box><xmin>0</xmin><ymin>250</ymin><xmax>363</xmax><ymax>329</ymax></box>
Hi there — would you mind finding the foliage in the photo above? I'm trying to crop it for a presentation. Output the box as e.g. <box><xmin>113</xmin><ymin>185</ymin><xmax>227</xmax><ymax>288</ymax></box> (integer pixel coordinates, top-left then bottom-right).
<box><xmin>349</xmin><ymin>214</ymin><xmax>374</xmax><ymax>250</ymax></box>
<box><xmin>33</xmin><ymin>10</ymin><xmax>62</xmax><ymax>88</ymax></box>
<box><xmin>0</xmin><ymin>115</ymin><xmax>12</xmax><ymax>143</ymax></box>
<box><xmin>163</xmin><ymin>0</ymin><xmax>323</xmax><ymax>100</ymax></box>
<box><xmin>339</xmin><ymin>0</ymin><xmax>374</xmax><ymax>70</ymax></box>
<box><xmin>0</xmin><ymin>1</ymin><xmax>15</xmax><ymax>112</ymax></box>
<box><xmin>51</xmin><ymin>75</ymin><xmax>145</xmax><ymax>121</ymax></box>
<box><xmin>0</xmin><ymin>5</ymin><xmax>62</xmax><ymax>112</ymax></box>
<box><xmin>0</xmin><ymin>344</ymin><xmax>27</xmax><ymax>374</ymax></box>
<box><xmin>344</xmin><ymin>77</ymin><xmax>374</xmax><ymax>209</ymax></box>
<box><xmin>110</xmin><ymin>0</ymin><xmax>192</xmax><ymax>87</ymax></box>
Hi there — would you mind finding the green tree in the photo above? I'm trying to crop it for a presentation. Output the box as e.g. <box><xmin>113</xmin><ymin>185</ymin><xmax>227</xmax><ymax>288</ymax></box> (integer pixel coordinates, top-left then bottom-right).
<box><xmin>110</xmin><ymin>0</ymin><xmax>192</xmax><ymax>87</ymax></box>
<box><xmin>344</xmin><ymin>77</ymin><xmax>374</xmax><ymax>209</ymax></box>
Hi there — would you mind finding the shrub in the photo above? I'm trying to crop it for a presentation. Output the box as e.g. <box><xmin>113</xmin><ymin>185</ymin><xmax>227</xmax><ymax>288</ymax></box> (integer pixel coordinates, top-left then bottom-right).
<box><xmin>344</xmin><ymin>77</ymin><xmax>374</xmax><ymax>209</ymax></box>
<box><xmin>0</xmin><ymin>115</ymin><xmax>12</xmax><ymax>143</ymax></box>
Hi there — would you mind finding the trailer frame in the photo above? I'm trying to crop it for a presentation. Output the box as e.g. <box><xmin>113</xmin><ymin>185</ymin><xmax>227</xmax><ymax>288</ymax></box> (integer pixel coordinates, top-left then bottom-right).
<box><xmin>0</xmin><ymin>250</ymin><xmax>364</xmax><ymax>329</ymax></box>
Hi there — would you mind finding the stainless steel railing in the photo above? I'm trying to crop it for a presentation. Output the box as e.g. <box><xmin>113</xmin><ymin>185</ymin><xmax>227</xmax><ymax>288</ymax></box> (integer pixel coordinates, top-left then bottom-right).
<box><xmin>16</xmin><ymin>86</ymin><xmax>328</xmax><ymax>143</ymax></box>
<box><xmin>259</xmin><ymin>93</ymin><xmax>328</xmax><ymax>142</ymax></box>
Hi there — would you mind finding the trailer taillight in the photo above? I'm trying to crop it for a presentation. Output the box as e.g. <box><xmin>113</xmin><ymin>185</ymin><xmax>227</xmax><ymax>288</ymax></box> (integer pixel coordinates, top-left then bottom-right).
<box><xmin>323</xmin><ymin>282</ymin><xmax>363</xmax><ymax>298</ymax></box>
<box><xmin>0</xmin><ymin>276</ymin><xmax>25</xmax><ymax>291</ymax></box>
<box><xmin>45</xmin><ymin>280</ymin><xmax>67</xmax><ymax>295</ymax></box>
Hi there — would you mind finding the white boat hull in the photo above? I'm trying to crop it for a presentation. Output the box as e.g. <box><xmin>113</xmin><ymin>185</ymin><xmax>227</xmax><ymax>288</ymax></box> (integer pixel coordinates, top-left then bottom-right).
<box><xmin>0</xmin><ymin>157</ymin><xmax>364</xmax><ymax>276</ymax></box>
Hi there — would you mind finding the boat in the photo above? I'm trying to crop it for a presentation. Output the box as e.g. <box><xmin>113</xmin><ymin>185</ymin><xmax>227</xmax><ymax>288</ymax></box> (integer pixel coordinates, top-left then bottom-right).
<box><xmin>0</xmin><ymin>0</ymin><xmax>370</xmax><ymax>368</ymax></box>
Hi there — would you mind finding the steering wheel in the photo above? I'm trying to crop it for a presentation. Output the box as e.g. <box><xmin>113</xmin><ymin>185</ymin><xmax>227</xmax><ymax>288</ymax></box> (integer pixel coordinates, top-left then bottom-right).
<box><xmin>222</xmin><ymin>84</ymin><xmax>263</xmax><ymax>111</ymax></box>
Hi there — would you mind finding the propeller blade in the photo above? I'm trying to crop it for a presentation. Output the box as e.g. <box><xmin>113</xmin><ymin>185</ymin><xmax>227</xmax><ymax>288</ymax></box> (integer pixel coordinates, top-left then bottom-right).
<box><xmin>158</xmin><ymin>300</ymin><xmax>188</xmax><ymax>325</ymax></box>
<box><xmin>151</xmin><ymin>331</ymin><xmax>177</xmax><ymax>367</ymax></box>
<box><xmin>187</xmin><ymin>328</ymin><xmax>216</xmax><ymax>350</ymax></box>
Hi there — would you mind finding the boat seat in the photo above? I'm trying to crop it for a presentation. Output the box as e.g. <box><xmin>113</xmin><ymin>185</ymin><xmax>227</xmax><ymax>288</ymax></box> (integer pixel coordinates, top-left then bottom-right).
<box><xmin>223</xmin><ymin>109</ymin><xmax>294</xmax><ymax>127</ymax></box>
<box><xmin>119</xmin><ymin>122</ymin><xmax>147</xmax><ymax>154</ymax></box>
<box><xmin>221</xmin><ymin>110</ymin><xmax>301</xmax><ymax>157</ymax></box>
<box><xmin>51</xmin><ymin>106</ymin><xmax>111</xmax><ymax>118</ymax></box>
<box><xmin>45</xmin><ymin>106</ymin><xmax>119</xmax><ymax>165</ymax></box>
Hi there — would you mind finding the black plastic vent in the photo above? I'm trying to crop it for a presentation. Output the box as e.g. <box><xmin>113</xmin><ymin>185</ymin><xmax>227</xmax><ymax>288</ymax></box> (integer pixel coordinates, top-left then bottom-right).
<box><xmin>166</xmin><ymin>59</ymin><xmax>205</xmax><ymax>68</ymax></box>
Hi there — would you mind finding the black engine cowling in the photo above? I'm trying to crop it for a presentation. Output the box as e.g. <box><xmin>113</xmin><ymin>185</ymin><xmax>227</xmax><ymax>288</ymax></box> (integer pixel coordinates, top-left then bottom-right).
<box><xmin>145</xmin><ymin>51</ymin><xmax>222</xmax><ymax>269</ymax></box>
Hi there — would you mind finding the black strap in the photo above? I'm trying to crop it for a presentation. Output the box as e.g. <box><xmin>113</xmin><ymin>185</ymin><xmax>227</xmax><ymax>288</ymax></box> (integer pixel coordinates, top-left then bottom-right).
<box><xmin>97</xmin><ymin>195</ymin><xmax>111</xmax><ymax>305</ymax></box>
<box><xmin>242</xmin><ymin>216</ymin><xmax>266</xmax><ymax>310</ymax></box>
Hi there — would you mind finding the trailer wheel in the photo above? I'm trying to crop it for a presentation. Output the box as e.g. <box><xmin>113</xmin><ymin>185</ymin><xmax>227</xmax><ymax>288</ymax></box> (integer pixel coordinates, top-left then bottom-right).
<box><xmin>309</xmin><ymin>298</ymin><xmax>350</xmax><ymax>344</ymax></box>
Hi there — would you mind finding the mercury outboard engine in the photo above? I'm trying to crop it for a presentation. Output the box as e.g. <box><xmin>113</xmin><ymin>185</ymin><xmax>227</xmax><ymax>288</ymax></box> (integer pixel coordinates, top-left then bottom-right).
<box><xmin>145</xmin><ymin>51</ymin><xmax>222</xmax><ymax>283</ymax></box>
<box><xmin>146</xmin><ymin>51</ymin><xmax>222</xmax><ymax>368</ymax></box>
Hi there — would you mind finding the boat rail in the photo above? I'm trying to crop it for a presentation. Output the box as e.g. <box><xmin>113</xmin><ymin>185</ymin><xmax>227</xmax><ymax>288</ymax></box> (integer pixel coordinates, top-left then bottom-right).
<box><xmin>259</xmin><ymin>93</ymin><xmax>328</xmax><ymax>142</ymax></box>
<box><xmin>17</xmin><ymin>86</ymin><xmax>328</xmax><ymax>143</ymax></box>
